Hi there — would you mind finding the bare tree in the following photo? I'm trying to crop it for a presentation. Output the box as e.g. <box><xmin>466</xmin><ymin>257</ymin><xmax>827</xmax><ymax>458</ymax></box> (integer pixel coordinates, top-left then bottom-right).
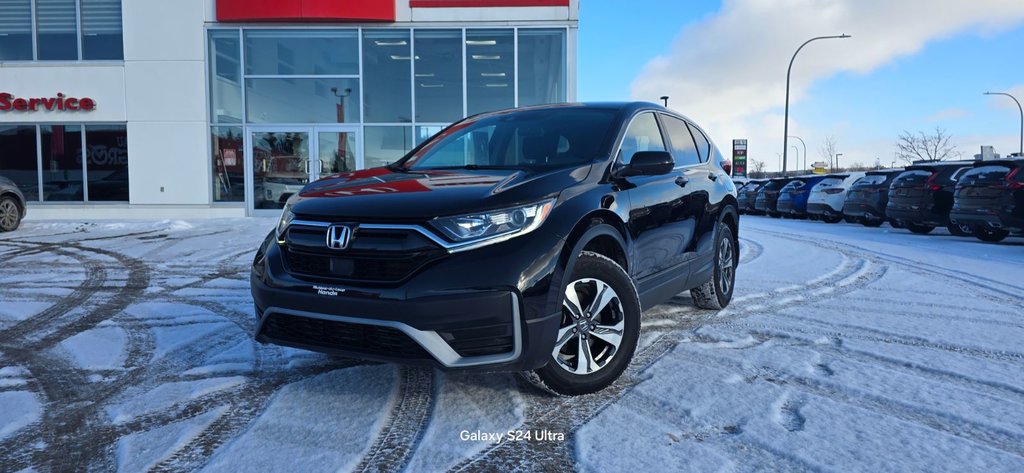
<box><xmin>895</xmin><ymin>127</ymin><xmax>961</xmax><ymax>164</ymax></box>
<box><xmin>750</xmin><ymin>159</ymin><xmax>767</xmax><ymax>178</ymax></box>
<box><xmin>819</xmin><ymin>135</ymin><xmax>838</xmax><ymax>169</ymax></box>
<box><xmin>846</xmin><ymin>162</ymin><xmax>871</xmax><ymax>171</ymax></box>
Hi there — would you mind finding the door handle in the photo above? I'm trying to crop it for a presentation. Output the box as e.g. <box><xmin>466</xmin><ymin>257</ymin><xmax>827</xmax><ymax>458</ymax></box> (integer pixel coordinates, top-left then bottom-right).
<box><xmin>675</xmin><ymin>176</ymin><xmax>689</xmax><ymax>187</ymax></box>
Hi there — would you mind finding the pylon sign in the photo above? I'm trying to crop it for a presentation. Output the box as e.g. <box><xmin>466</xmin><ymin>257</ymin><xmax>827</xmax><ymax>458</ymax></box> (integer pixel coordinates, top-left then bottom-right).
<box><xmin>732</xmin><ymin>139</ymin><xmax>747</xmax><ymax>177</ymax></box>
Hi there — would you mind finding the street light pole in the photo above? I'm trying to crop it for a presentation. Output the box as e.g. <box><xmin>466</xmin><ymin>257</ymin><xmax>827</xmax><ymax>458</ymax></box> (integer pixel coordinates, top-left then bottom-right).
<box><xmin>791</xmin><ymin>146</ymin><xmax>800</xmax><ymax>172</ymax></box>
<box><xmin>835</xmin><ymin>153</ymin><xmax>843</xmax><ymax>171</ymax></box>
<box><xmin>984</xmin><ymin>91</ymin><xmax>1024</xmax><ymax>156</ymax></box>
<box><xmin>782</xmin><ymin>34</ymin><xmax>851</xmax><ymax>176</ymax></box>
<box><xmin>788</xmin><ymin>135</ymin><xmax>807</xmax><ymax>171</ymax></box>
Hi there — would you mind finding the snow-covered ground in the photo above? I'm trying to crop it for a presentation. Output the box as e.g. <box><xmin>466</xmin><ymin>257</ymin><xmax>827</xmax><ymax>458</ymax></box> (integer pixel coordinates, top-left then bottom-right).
<box><xmin>1</xmin><ymin>216</ymin><xmax>1022</xmax><ymax>472</ymax></box>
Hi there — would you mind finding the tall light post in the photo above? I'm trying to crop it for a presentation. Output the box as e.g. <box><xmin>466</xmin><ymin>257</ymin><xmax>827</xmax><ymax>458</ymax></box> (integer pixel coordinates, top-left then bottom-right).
<box><xmin>788</xmin><ymin>135</ymin><xmax>807</xmax><ymax>171</ymax></box>
<box><xmin>984</xmin><ymin>91</ymin><xmax>1023</xmax><ymax>156</ymax></box>
<box><xmin>791</xmin><ymin>145</ymin><xmax>800</xmax><ymax>171</ymax></box>
<box><xmin>835</xmin><ymin>153</ymin><xmax>843</xmax><ymax>171</ymax></box>
<box><xmin>782</xmin><ymin>34</ymin><xmax>851</xmax><ymax>176</ymax></box>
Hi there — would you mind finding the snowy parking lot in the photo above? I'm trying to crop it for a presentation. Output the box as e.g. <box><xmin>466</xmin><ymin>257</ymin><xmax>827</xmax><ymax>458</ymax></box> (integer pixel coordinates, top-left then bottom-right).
<box><xmin>1</xmin><ymin>216</ymin><xmax>1023</xmax><ymax>472</ymax></box>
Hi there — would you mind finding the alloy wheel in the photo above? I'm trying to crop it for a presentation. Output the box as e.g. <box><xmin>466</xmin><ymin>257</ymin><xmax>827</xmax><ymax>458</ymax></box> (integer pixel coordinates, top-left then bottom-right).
<box><xmin>718</xmin><ymin>236</ymin><xmax>735</xmax><ymax>294</ymax></box>
<box><xmin>0</xmin><ymin>200</ymin><xmax>18</xmax><ymax>230</ymax></box>
<box><xmin>554</xmin><ymin>278</ymin><xmax>624</xmax><ymax>375</ymax></box>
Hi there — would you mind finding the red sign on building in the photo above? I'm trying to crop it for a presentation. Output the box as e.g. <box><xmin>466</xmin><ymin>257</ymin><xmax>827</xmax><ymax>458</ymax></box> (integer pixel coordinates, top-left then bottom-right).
<box><xmin>0</xmin><ymin>93</ymin><xmax>96</xmax><ymax>112</ymax></box>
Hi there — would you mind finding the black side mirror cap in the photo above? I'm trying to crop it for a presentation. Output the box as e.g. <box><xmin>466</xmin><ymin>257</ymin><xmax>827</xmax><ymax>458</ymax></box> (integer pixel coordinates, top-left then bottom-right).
<box><xmin>616</xmin><ymin>151</ymin><xmax>675</xmax><ymax>177</ymax></box>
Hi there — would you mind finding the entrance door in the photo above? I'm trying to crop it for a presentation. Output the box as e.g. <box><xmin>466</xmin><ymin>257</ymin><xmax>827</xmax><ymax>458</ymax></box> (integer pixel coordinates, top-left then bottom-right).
<box><xmin>246</xmin><ymin>126</ymin><xmax>360</xmax><ymax>216</ymax></box>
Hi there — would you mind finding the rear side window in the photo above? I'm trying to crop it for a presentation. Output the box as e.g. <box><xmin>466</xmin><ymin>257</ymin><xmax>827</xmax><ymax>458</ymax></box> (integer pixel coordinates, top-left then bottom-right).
<box><xmin>687</xmin><ymin>123</ymin><xmax>711</xmax><ymax>163</ymax></box>
<box><xmin>618</xmin><ymin>112</ymin><xmax>666</xmax><ymax>164</ymax></box>
<box><xmin>660</xmin><ymin>115</ymin><xmax>701</xmax><ymax>167</ymax></box>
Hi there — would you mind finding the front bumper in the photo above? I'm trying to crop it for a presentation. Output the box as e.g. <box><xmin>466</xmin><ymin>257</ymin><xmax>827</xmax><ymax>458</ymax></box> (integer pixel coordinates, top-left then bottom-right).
<box><xmin>250</xmin><ymin>229</ymin><xmax>565</xmax><ymax>371</ymax></box>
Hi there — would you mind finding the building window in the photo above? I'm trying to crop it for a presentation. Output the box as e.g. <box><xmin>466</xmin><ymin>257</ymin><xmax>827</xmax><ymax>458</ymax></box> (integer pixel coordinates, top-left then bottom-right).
<box><xmin>40</xmin><ymin>124</ymin><xmax>83</xmax><ymax>201</ymax></box>
<box><xmin>209</xmin><ymin>30</ymin><xmax>242</xmax><ymax>123</ymax></box>
<box><xmin>363</xmin><ymin>29</ymin><xmax>412</xmax><ymax>123</ymax></box>
<box><xmin>0</xmin><ymin>0</ymin><xmax>123</xmax><ymax>61</ymax></box>
<box><xmin>0</xmin><ymin>123</ymin><xmax>127</xmax><ymax>202</ymax></box>
<box><xmin>84</xmin><ymin>124</ymin><xmax>128</xmax><ymax>201</ymax></box>
<box><xmin>364</xmin><ymin>126</ymin><xmax>412</xmax><ymax>169</ymax></box>
<box><xmin>0</xmin><ymin>125</ymin><xmax>40</xmax><ymax>200</ymax></box>
<box><xmin>0</xmin><ymin>0</ymin><xmax>33</xmax><ymax>60</ymax></box>
<box><xmin>245</xmin><ymin>78</ymin><xmax>360</xmax><ymax>124</ymax></box>
<box><xmin>211</xmin><ymin>126</ymin><xmax>245</xmax><ymax>202</ymax></box>
<box><xmin>80</xmin><ymin>0</ymin><xmax>122</xmax><ymax>59</ymax></box>
<box><xmin>466</xmin><ymin>29</ymin><xmax>513</xmax><ymax>116</ymax></box>
<box><xmin>414</xmin><ymin>29</ymin><xmax>463</xmax><ymax>123</ymax></box>
<box><xmin>244</xmin><ymin>30</ymin><xmax>358</xmax><ymax>76</ymax></box>
<box><xmin>518</xmin><ymin>29</ymin><xmax>566</xmax><ymax>107</ymax></box>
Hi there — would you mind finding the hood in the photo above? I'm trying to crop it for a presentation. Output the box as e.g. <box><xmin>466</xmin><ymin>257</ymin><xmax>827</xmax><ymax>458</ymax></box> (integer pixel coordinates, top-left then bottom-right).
<box><xmin>290</xmin><ymin>165</ymin><xmax>590</xmax><ymax>220</ymax></box>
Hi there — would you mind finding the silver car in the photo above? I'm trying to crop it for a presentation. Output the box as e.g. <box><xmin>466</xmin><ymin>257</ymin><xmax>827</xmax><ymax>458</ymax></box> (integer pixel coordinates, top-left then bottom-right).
<box><xmin>0</xmin><ymin>176</ymin><xmax>27</xmax><ymax>232</ymax></box>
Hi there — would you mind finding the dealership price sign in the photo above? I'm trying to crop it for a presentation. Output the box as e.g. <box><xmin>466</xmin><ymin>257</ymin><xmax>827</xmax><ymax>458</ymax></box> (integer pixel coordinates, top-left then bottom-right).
<box><xmin>732</xmin><ymin>139</ymin><xmax>747</xmax><ymax>177</ymax></box>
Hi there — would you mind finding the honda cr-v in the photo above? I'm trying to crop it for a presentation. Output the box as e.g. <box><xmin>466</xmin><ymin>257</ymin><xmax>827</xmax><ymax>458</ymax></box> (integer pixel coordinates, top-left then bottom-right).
<box><xmin>250</xmin><ymin>103</ymin><xmax>740</xmax><ymax>395</ymax></box>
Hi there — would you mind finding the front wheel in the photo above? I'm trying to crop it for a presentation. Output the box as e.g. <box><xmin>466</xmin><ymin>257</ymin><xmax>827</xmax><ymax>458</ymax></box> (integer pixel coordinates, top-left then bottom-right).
<box><xmin>905</xmin><ymin>222</ymin><xmax>935</xmax><ymax>234</ymax></box>
<box><xmin>525</xmin><ymin>251</ymin><xmax>641</xmax><ymax>396</ymax></box>
<box><xmin>973</xmin><ymin>226</ymin><xmax>1009</xmax><ymax>242</ymax></box>
<box><xmin>690</xmin><ymin>221</ymin><xmax>737</xmax><ymax>310</ymax></box>
<box><xmin>0</xmin><ymin>196</ymin><xmax>21</xmax><ymax>232</ymax></box>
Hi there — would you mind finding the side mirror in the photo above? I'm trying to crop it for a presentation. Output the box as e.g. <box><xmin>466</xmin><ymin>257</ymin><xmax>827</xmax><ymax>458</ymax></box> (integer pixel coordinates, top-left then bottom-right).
<box><xmin>617</xmin><ymin>151</ymin><xmax>674</xmax><ymax>177</ymax></box>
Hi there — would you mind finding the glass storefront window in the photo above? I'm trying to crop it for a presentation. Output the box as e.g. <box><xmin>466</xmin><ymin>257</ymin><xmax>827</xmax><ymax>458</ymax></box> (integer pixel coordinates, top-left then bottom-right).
<box><xmin>252</xmin><ymin>130</ymin><xmax>309</xmax><ymax>210</ymax></box>
<box><xmin>518</xmin><ymin>28</ymin><xmax>567</xmax><ymax>107</ymax></box>
<box><xmin>245</xmin><ymin>78</ymin><xmax>360</xmax><ymax>124</ymax></box>
<box><xmin>36</xmin><ymin>0</ymin><xmax>78</xmax><ymax>60</ymax></box>
<box><xmin>415</xmin><ymin>125</ymin><xmax>445</xmax><ymax>146</ymax></box>
<box><xmin>80</xmin><ymin>0</ymin><xmax>123</xmax><ymax>60</ymax></box>
<box><xmin>0</xmin><ymin>125</ymin><xmax>40</xmax><ymax>200</ymax></box>
<box><xmin>318</xmin><ymin>131</ymin><xmax>356</xmax><ymax>174</ymax></box>
<box><xmin>209</xmin><ymin>30</ymin><xmax>242</xmax><ymax>123</ymax></box>
<box><xmin>414</xmin><ymin>29</ymin><xmax>463</xmax><ymax>123</ymax></box>
<box><xmin>0</xmin><ymin>0</ymin><xmax>33</xmax><ymax>60</ymax></box>
<box><xmin>83</xmin><ymin>125</ymin><xmax>127</xmax><ymax>201</ymax></box>
<box><xmin>364</xmin><ymin>126</ymin><xmax>412</xmax><ymax>169</ymax></box>
<box><xmin>244</xmin><ymin>30</ymin><xmax>358</xmax><ymax>76</ymax></box>
<box><xmin>363</xmin><ymin>29</ymin><xmax>412</xmax><ymax>123</ymax></box>
<box><xmin>211</xmin><ymin>127</ymin><xmax>245</xmax><ymax>202</ymax></box>
<box><xmin>466</xmin><ymin>29</ymin><xmax>513</xmax><ymax>116</ymax></box>
<box><xmin>40</xmin><ymin>124</ymin><xmax>83</xmax><ymax>201</ymax></box>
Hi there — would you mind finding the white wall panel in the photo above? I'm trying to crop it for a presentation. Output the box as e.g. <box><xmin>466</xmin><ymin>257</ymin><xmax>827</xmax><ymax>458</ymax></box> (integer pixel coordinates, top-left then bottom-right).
<box><xmin>127</xmin><ymin>121</ymin><xmax>210</xmax><ymax>205</ymax></box>
<box><xmin>123</xmin><ymin>0</ymin><xmax>206</xmax><ymax>61</ymax></box>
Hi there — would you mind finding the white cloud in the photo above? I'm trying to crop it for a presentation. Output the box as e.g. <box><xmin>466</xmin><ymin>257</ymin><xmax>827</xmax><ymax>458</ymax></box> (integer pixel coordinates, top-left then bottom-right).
<box><xmin>927</xmin><ymin>108</ymin><xmax>971</xmax><ymax>121</ymax></box>
<box><xmin>630</xmin><ymin>0</ymin><xmax>1024</xmax><ymax>171</ymax></box>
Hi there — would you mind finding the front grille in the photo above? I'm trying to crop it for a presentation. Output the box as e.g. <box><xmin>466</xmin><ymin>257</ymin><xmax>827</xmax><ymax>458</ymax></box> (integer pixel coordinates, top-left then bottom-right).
<box><xmin>282</xmin><ymin>223</ymin><xmax>446</xmax><ymax>283</ymax></box>
<box><xmin>261</xmin><ymin>313</ymin><xmax>432</xmax><ymax>359</ymax></box>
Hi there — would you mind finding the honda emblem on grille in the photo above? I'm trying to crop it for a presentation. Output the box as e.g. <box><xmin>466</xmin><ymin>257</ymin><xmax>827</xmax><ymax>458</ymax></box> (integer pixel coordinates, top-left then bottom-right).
<box><xmin>326</xmin><ymin>225</ymin><xmax>352</xmax><ymax>250</ymax></box>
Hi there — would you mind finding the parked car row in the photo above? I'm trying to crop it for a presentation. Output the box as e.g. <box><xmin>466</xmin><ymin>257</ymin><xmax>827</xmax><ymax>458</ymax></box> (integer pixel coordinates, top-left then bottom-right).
<box><xmin>738</xmin><ymin>158</ymin><xmax>1024</xmax><ymax>243</ymax></box>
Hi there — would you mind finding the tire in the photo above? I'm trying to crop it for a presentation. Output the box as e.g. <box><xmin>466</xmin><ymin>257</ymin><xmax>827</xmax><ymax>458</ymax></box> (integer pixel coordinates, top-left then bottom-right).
<box><xmin>889</xmin><ymin>219</ymin><xmax>905</xmax><ymax>229</ymax></box>
<box><xmin>525</xmin><ymin>251</ymin><xmax>641</xmax><ymax>396</ymax></box>
<box><xmin>946</xmin><ymin>222</ymin><xmax>972</xmax><ymax>237</ymax></box>
<box><xmin>690</xmin><ymin>220</ymin><xmax>737</xmax><ymax>310</ymax></box>
<box><xmin>972</xmin><ymin>226</ymin><xmax>1009</xmax><ymax>243</ymax></box>
<box><xmin>823</xmin><ymin>215</ymin><xmax>843</xmax><ymax>224</ymax></box>
<box><xmin>0</xmin><ymin>196</ymin><xmax>21</xmax><ymax>232</ymax></box>
<box><xmin>905</xmin><ymin>222</ymin><xmax>935</xmax><ymax>234</ymax></box>
<box><xmin>862</xmin><ymin>219</ymin><xmax>883</xmax><ymax>227</ymax></box>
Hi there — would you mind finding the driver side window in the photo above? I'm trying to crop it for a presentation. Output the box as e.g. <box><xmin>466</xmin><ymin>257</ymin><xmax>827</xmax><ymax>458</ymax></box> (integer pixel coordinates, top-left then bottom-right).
<box><xmin>618</xmin><ymin>113</ymin><xmax>666</xmax><ymax>164</ymax></box>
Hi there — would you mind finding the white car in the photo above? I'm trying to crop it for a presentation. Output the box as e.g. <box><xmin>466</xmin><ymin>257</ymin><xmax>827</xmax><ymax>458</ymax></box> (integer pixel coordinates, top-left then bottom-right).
<box><xmin>807</xmin><ymin>172</ymin><xmax>865</xmax><ymax>223</ymax></box>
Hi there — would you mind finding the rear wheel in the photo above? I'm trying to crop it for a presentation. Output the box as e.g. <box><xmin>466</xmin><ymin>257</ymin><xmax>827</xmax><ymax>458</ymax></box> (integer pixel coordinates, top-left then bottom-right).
<box><xmin>972</xmin><ymin>226</ymin><xmax>1009</xmax><ymax>243</ymax></box>
<box><xmin>0</xmin><ymin>196</ymin><xmax>21</xmax><ymax>232</ymax></box>
<box><xmin>946</xmin><ymin>222</ymin><xmax>972</xmax><ymax>237</ymax></box>
<box><xmin>905</xmin><ymin>222</ymin><xmax>935</xmax><ymax>234</ymax></box>
<box><xmin>889</xmin><ymin>219</ymin><xmax>905</xmax><ymax>229</ymax></box>
<box><xmin>691</xmin><ymin>221</ymin><xmax>736</xmax><ymax>310</ymax></box>
<box><xmin>525</xmin><ymin>252</ymin><xmax>640</xmax><ymax>396</ymax></box>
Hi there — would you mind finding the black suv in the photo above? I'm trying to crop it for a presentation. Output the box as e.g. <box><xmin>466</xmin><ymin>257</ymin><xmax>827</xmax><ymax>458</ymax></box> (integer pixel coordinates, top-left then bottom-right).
<box><xmin>950</xmin><ymin>158</ymin><xmax>1024</xmax><ymax>242</ymax></box>
<box><xmin>754</xmin><ymin>178</ymin><xmax>792</xmax><ymax>218</ymax></box>
<box><xmin>887</xmin><ymin>161</ymin><xmax>974</xmax><ymax>235</ymax></box>
<box><xmin>0</xmin><ymin>176</ymin><xmax>27</xmax><ymax>232</ymax></box>
<box><xmin>842</xmin><ymin>169</ymin><xmax>903</xmax><ymax>227</ymax></box>
<box><xmin>250</xmin><ymin>103</ymin><xmax>740</xmax><ymax>395</ymax></box>
<box><xmin>738</xmin><ymin>179</ymin><xmax>766</xmax><ymax>214</ymax></box>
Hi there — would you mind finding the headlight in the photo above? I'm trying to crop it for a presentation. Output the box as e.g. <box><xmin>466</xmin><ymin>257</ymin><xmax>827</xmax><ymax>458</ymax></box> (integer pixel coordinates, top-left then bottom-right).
<box><xmin>431</xmin><ymin>199</ymin><xmax>555</xmax><ymax>245</ymax></box>
<box><xmin>275</xmin><ymin>202</ymin><xmax>296</xmax><ymax>242</ymax></box>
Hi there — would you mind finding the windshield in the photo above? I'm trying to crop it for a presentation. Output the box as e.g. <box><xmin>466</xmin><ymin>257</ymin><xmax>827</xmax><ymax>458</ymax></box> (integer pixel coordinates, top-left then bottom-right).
<box><xmin>398</xmin><ymin>108</ymin><xmax>619</xmax><ymax>171</ymax></box>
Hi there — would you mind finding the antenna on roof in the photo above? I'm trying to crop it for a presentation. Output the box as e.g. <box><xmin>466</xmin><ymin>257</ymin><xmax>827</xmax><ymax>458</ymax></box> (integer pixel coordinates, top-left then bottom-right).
<box><xmin>660</xmin><ymin>96</ymin><xmax>669</xmax><ymax>107</ymax></box>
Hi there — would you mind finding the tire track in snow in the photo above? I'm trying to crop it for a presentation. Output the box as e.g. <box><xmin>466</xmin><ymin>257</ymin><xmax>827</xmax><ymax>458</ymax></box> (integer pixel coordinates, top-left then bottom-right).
<box><xmin>355</xmin><ymin>367</ymin><xmax>436</xmax><ymax>473</ymax></box>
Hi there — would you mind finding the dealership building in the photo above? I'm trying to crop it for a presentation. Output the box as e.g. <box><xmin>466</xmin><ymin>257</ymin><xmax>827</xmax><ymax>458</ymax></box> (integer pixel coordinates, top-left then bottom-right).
<box><xmin>0</xmin><ymin>0</ymin><xmax>578</xmax><ymax>218</ymax></box>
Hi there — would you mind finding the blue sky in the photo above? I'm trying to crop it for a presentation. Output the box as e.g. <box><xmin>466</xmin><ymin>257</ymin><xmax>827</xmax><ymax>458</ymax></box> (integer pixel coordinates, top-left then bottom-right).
<box><xmin>579</xmin><ymin>0</ymin><xmax>1024</xmax><ymax>169</ymax></box>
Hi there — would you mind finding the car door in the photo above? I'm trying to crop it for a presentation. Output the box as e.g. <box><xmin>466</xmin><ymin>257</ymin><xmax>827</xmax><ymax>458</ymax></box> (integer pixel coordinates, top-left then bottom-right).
<box><xmin>619</xmin><ymin>112</ymin><xmax>698</xmax><ymax>282</ymax></box>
